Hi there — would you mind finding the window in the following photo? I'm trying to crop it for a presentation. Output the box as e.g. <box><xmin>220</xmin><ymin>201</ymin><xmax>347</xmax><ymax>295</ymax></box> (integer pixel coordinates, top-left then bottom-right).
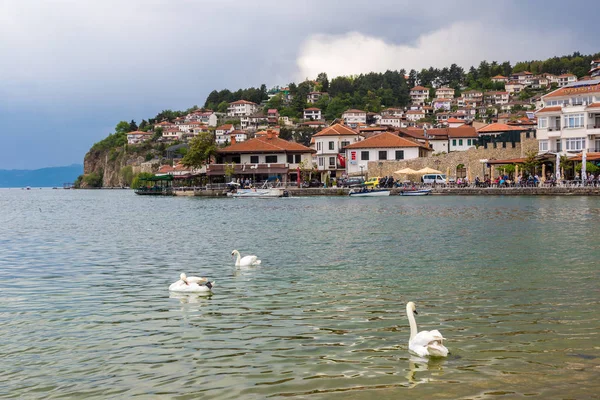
<box><xmin>329</xmin><ymin>157</ymin><xmax>336</xmax><ymax>166</ymax></box>
<box><xmin>317</xmin><ymin>142</ymin><xmax>321</xmax><ymax>151</ymax></box>
<box><xmin>340</xmin><ymin>141</ymin><xmax>349</xmax><ymax>149</ymax></box>
<box><xmin>467</xmin><ymin>139</ymin><xmax>472</xmax><ymax>146</ymax></box>
<box><xmin>395</xmin><ymin>150</ymin><xmax>404</xmax><ymax>160</ymax></box>
<box><xmin>565</xmin><ymin>137</ymin><xmax>585</xmax><ymax>151</ymax></box>
<box><xmin>452</xmin><ymin>139</ymin><xmax>457</xmax><ymax>146</ymax></box>
<box><xmin>265</xmin><ymin>155</ymin><xmax>278</xmax><ymax>163</ymax></box>
<box><xmin>295</xmin><ymin>154</ymin><xmax>301</xmax><ymax>163</ymax></box>
<box><xmin>328</xmin><ymin>141</ymin><xmax>335</xmax><ymax>150</ymax></box>
<box><xmin>361</xmin><ymin>151</ymin><xmax>369</xmax><ymax>160</ymax></box>
<box><xmin>287</xmin><ymin>154</ymin><xmax>294</xmax><ymax>163</ymax></box>
<box><xmin>459</xmin><ymin>139</ymin><xmax>463</xmax><ymax>146</ymax></box>
<box><xmin>556</xmin><ymin>140</ymin><xmax>562</xmax><ymax>152</ymax></box>
<box><xmin>564</xmin><ymin>113</ymin><xmax>584</xmax><ymax>128</ymax></box>
<box><xmin>379</xmin><ymin>151</ymin><xmax>387</xmax><ymax>160</ymax></box>
<box><xmin>318</xmin><ymin>157</ymin><xmax>324</xmax><ymax>166</ymax></box>
<box><xmin>232</xmin><ymin>156</ymin><xmax>241</xmax><ymax>163</ymax></box>
<box><xmin>538</xmin><ymin>117</ymin><xmax>547</xmax><ymax>129</ymax></box>
<box><xmin>250</xmin><ymin>155</ymin><xmax>259</xmax><ymax>164</ymax></box>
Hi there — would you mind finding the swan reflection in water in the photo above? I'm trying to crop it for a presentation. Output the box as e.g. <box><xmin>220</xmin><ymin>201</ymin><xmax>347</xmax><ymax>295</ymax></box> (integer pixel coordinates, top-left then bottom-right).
<box><xmin>169</xmin><ymin>292</ymin><xmax>212</xmax><ymax>304</ymax></box>
<box><xmin>406</xmin><ymin>355</ymin><xmax>446</xmax><ymax>388</ymax></box>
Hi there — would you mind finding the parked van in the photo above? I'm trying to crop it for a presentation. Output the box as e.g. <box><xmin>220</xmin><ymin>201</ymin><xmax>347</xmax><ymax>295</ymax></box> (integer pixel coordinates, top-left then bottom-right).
<box><xmin>421</xmin><ymin>174</ymin><xmax>448</xmax><ymax>184</ymax></box>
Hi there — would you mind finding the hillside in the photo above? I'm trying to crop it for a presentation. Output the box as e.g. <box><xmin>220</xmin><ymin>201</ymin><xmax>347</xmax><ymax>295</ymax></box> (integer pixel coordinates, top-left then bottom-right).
<box><xmin>0</xmin><ymin>164</ymin><xmax>83</xmax><ymax>188</ymax></box>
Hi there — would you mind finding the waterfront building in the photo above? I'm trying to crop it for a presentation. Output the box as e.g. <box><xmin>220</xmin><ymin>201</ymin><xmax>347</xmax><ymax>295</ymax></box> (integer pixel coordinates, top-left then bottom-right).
<box><xmin>312</xmin><ymin>123</ymin><xmax>362</xmax><ymax>180</ymax></box>
<box><xmin>344</xmin><ymin>132</ymin><xmax>430</xmax><ymax>176</ymax></box>
<box><xmin>212</xmin><ymin>131</ymin><xmax>315</xmax><ymax>184</ymax></box>
<box><xmin>536</xmin><ymin>79</ymin><xmax>600</xmax><ymax>155</ymax></box>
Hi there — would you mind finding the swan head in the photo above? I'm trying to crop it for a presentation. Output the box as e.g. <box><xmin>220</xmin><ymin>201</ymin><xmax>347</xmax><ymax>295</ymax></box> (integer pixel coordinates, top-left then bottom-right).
<box><xmin>231</xmin><ymin>250</ymin><xmax>239</xmax><ymax>257</ymax></box>
<box><xmin>180</xmin><ymin>273</ymin><xmax>187</xmax><ymax>282</ymax></box>
<box><xmin>407</xmin><ymin>301</ymin><xmax>418</xmax><ymax>315</ymax></box>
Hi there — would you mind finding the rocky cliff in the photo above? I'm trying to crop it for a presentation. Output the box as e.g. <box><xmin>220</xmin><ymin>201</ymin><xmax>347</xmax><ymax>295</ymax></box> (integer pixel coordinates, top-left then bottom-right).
<box><xmin>82</xmin><ymin>148</ymin><xmax>154</xmax><ymax>187</ymax></box>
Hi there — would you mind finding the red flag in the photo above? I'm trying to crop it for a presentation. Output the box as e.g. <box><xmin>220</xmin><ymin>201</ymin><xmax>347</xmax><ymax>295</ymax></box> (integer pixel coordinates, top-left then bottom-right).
<box><xmin>337</xmin><ymin>153</ymin><xmax>346</xmax><ymax>168</ymax></box>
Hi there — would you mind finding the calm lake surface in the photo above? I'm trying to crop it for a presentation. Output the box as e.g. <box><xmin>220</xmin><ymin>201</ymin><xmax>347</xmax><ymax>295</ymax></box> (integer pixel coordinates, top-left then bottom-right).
<box><xmin>1</xmin><ymin>190</ymin><xmax>599</xmax><ymax>399</ymax></box>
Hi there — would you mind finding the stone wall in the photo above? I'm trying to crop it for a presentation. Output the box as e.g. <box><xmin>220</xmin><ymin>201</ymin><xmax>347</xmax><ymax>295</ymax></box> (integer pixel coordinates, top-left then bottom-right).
<box><xmin>366</xmin><ymin>132</ymin><xmax>538</xmax><ymax>180</ymax></box>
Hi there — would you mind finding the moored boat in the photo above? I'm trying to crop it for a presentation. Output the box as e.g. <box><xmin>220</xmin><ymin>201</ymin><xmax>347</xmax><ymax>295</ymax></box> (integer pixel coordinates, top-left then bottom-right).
<box><xmin>349</xmin><ymin>188</ymin><xmax>391</xmax><ymax>197</ymax></box>
<box><xmin>399</xmin><ymin>189</ymin><xmax>432</xmax><ymax>196</ymax></box>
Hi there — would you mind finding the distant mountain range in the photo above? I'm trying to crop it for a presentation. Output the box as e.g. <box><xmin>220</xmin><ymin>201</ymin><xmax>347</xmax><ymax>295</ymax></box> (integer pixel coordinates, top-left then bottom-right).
<box><xmin>0</xmin><ymin>164</ymin><xmax>83</xmax><ymax>188</ymax></box>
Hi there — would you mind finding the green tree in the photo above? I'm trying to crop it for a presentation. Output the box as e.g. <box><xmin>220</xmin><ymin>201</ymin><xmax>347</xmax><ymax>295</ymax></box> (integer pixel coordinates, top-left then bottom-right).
<box><xmin>217</xmin><ymin>101</ymin><xmax>229</xmax><ymax>113</ymax></box>
<box><xmin>316</xmin><ymin>72</ymin><xmax>329</xmax><ymax>92</ymax></box>
<box><xmin>131</xmin><ymin>172</ymin><xmax>154</xmax><ymax>189</ymax></box>
<box><xmin>115</xmin><ymin>121</ymin><xmax>131</xmax><ymax>134</ymax></box>
<box><xmin>181</xmin><ymin>131</ymin><xmax>218</xmax><ymax>168</ymax></box>
<box><xmin>83</xmin><ymin>172</ymin><xmax>103</xmax><ymax>188</ymax></box>
<box><xmin>129</xmin><ymin>120</ymin><xmax>138</xmax><ymax>132</ymax></box>
<box><xmin>120</xmin><ymin>166</ymin><xmax>134</xmax><ymax>186</ymax></box>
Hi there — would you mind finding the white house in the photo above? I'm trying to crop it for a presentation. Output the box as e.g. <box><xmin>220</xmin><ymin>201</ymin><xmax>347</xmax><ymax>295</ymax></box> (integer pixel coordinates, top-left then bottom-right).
<box><xmin>506</xmin><ymin>81</ymin><xmax>527</xmax><ymax>95</ymax></box>
<box><xmin>491</xmin><ymin>75</ymin><xmax>508</xmax><ymax>83</ymax></box>
<box><xmin>484</xmin><ymin>91</ymin><xmax>509</xmax><ymax>105</ymax></box>
<box><xmin>228</xmin><ymin>130</ymin><xmax>248</xmax><ymax>143</ymax></box>
<box><xmin>432</xmin><ymin>98</ymin><xmax>452</xmax><ymax>111</ymax></box>
<box><xmin>227</xmin><ymin>100</ymin><xmax>260</xmax><ymax>117</ymax></box>
<box><xmin>536</xmin><ymin>80</ymin><xmax>600</xmax><ymax>155</ymax></box>
<box><xmin>215</xmin><ymin>124</ymin><xmax>235</xmax><ymax>145</ymax></box>
<box><xmin>307</xmin><ymin>92</ymin><xmax>325</xmax><ymax>104</ymax></box>
<box><xmin>435</xmin><ymin>87</ymin><xmax>455</xmax><ymax>99</ymax></box>
<box><xmin>304</xmin><ymin>107</ymin><xmax>322</xmax><ymax>120</ymax></box>
<box><xmin>342</xmin><ymin>109</ymin><xmax>367</xmax><ymax>125</ymax></box>
<box><xmin>448</xmin><ymin>127</ymin><xmax>479</xmax><ymax>151</ymax></box>
<box><xmin>410</xmin><ymin>86</ymin><xmax>429</xmax><ymax>105</ymax></box>
<box><xmin>557</xmin><ymin>74</ymin><xmax>578</xmax><ymax>87</ymax></box>
<box><xmin>379</xmin><ymin>116</ymin><xmax>406</xmax><ymax>128</ymax></box>
<box><xmin>162</xmin><ymin>127</ymin><xmax>183</xmax><ymax>141</ymax></box>
<box><xmin>405</xmin><ymin>109</ymin><xmax>425</xmax><ymax>122</ymax></box>
<box><xmin>344</xmin><ymin>132</ymin><xmax>430</xmax><ymax>175</ymax></box>
<box><xmin>127</xmin><ymin>130</ymin><xmax>152</xmax><ymax>144</ymax></box>
<box><xmin>312</xmin><ymin>123</ymin><xmax>362</xmax><ymax>180</ymax></box>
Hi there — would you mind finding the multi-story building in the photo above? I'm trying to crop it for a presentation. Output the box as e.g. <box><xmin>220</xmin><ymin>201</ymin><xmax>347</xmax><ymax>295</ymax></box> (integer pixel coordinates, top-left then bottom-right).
<box><xmin>215</xmin><ymin>124</ymin><xmax>235</xmax><ymax>145</ymax></box>
<box><xmin>127</xmin><ymin>131</ymin><xmax>152</xmax><ymax>145</ymax></box>
<box><xmin>506</xmin><ymin>81</ymin><xmax>526</xmax><ymax>95</ymax></box>
<box><xmin>484</xmin><ymin>91</ymin><xmax>510</xmax><ymax>105</ymax></box>
<box><xmin>306</xmin><ymin>91</ymin><xmax>325</xmax><ymax>104</ymax></box>
<box><xmin>590</xmin><ymin>59</ymin><xmax>600</xmax><ymax>78</ymax></box>
<box><xmin>405</xmin><ymin>109</ymin><xmax>425</xmax><ymax>122</ymax></box>
<box><xmin>536</xmin><ymin>79</ymin><xmax>600</xmax><ymax>155</ymax></box>
<box><xmin>312</xmin><ymin>123</ymin><xmax>362</xmax><ymax>180</ymax></box>
<box><xmin>379</xmin><ymin>116</ymin><xmax>406</xmax><ymax>128</ymax></box>
<box><xmin>304</xmin><ymin>107</ymin><xmax>322</xmax><ymax>120</ymax></box>
<box><xmin>227</xmin><ymin>100</ymin><xmax>260</xmax><ymax>117</ymax></box>
<box><xmin>410</xmin><ymin>86</ymin><xmax>429</xmax><ymax>105</ymax></box>
<box><xmin>435</xmin><ymin>87</ymin><xmax>455</xmax><ymax>99</ymax></box>
<box><xmin>342</xmin><ymin>109</ymin><xmax>367</xmax><ymax>125</ymax></box>
<box><xmin>432</xmin><ymin>98</ymin><xmax>452</xmax><ymax>111</ymax></box>
<box><xmin>491</xmin><ymin>75</ymin><xmax>508</xmax><ymax>83</ymax></box>
<box><xmin>557</xmin><ymin>74</ymin><xmax>578</xmax><ymax>87</ymax></box>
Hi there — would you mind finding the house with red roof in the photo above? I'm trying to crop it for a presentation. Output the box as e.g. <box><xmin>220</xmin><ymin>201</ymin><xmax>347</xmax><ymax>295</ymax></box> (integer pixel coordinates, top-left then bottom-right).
<box><xmin>215</xmin><ymin>124</ymin><xmax>235</xmax><ymax>145</ymax></box>
<box><xmin>557</xmin><ymin>73</ymin><xmax>578</xmax><ymax>87</ymax></box>
<box><xmin>435</xmin><ymin>87</ymin><xmax>455</xmax><ymax>99</ymax></box>
<box><xmin>491</xmin><ymin>75</ymin><xmax>508</xmax><ymax>83</ymax></box>
<box><xmin>267</xmin><ymin>109</ymin><xmax>279</xmax><ymax>124</ymax></box>
<box><xmin>410</xmin><ymin>86</ymin><xmax>429</xmax><ymax>105</ymax></box>
<box><xmin>342</xmin><ymin>109</ymin><xmax>367</xmax><ymax>125</ymax></box>
<box><xmin>344</xmin><ymin>132</ymin><xmax>431</xmax><ymax>175</ymax></box>
<box><xmin>127</xmin><ymin>130</ymin><xmax>152</xmax><ymax>145</ymax></box>
<box><xmin>312</xmin><ymin>123</ymin><xmax>362</xmax><ymax>180</ymax></box>
<box><xmin>227</xmin><ymin>100</ymin><xmax>259</xmax><ymax>117</ymax></box>
<box><xmin>306</xmin><ymin>91</ymin><xmax>325</xmax><ymax>104</ymax></box>
<box><xmin>303</xmin><ymin>107</ymin><xmax>322</xmax><ymax>121</ymax></box>
<box><xmin>209</xmin><ymin>131</ymin><xmax>316</xmax><ymax>184</ymax></box>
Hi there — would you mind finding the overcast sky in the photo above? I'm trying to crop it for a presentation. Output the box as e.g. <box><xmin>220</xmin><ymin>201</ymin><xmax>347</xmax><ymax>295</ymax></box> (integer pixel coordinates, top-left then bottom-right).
<box><xmin>0</xmin><ymin>0</ymin><xmax>597</xmax><ymax>169</ymax></box>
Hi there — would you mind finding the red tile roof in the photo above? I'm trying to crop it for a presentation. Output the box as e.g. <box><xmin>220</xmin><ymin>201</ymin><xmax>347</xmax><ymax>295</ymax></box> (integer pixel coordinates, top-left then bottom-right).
<box><xmin>344</xmin><ymin>132</ymin><xmax>426</xmax><ymax>149</ymax></box>
<box><xmin>217</xmin><ymin>124</ymin><xmax>233</xmax><ymax>130</ymax></box>
<box><xmin>492</xmin><ymin>75</ymin><xmax>507</xmax><ymax>79</ymax></box>
<box><xmin>313</xmin><ymin>123</ymin><xmax>358</xmax><ymax>137</ymax></box>
<box><xmin>411</xmin><ymin>86</ymin><xmax>428</xmax><ymax>91</ymax></box>
<box><xmin>544</xmin><ymin>83</ymin><xmax>600</xmax><ymax>98</ymax></box>
<box><xmin>343</xmin><ymin>109</ymin><xmax>366</xmax><ymax>114</ymax></box>
<box><xmin>304</xmin><ymin>107</ymin><xmax>321</xmax><ymax>111</ymax></box>
<box><xmin>446</xmin><ymin>117</ymin><xmax>464</xmax><ymax>123</ymax></box>
<box><xmin>478</xmin><ymin>123</ymin><xmax>526</xmax><ymax>133</ymax></box>
<box><xmin>128</xmin><ymin>130</ymin><xmax>151</xmax><ymax>135</ymax></box>
<box><xmin>535</xmin><ymin>106</ymin><xmax>562</xmax><ymax>114</ymax></box>
<box><xmin>230</xmin><ymin>100</ymin><xmax>257</xmax><ymax>105</ymax></box>
<box><xmin>219</xmin><ymin>136</ymin><xmax>314</xmax><ymax>154</ymax></box>
<box><xmin>586</xmin><ymin>103</ymin><xmax>600</xmax><ymax>109</ymax></box>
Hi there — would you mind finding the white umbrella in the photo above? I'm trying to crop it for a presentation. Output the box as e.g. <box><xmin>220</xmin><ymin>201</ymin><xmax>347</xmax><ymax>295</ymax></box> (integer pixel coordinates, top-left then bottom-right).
<box><xmin>417</xmin><ymin>167</ymin><xmax>443</xmax><ymax>174</ymax></box>
<box><xmin>582</xmin><ymin>151</ymin><xmax>587</xmax><ymax>182</ymax></box>
<box><xmin>394</xmin><ymin>168</ymin><xmax>418</xmax><ymax>174</ymax></box>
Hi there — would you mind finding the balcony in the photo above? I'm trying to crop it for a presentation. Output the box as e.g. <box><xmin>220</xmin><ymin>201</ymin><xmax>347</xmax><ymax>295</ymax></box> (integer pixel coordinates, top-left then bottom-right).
<box><xmin>587</xmin><ymin>123</ymin><xmax>600</xmax><ymax>130</ymax></box>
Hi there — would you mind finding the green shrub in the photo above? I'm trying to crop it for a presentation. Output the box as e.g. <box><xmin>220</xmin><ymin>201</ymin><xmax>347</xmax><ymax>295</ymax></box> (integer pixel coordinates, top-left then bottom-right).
<box><xmin>83</xmin><ymin>172</ymin><xmax>103</xmax><ymax>188</ymax></box>
<box><xmin>131</xmin><ymin>172</ymin><xmax>154</xmax><ymax>189</ymax></box>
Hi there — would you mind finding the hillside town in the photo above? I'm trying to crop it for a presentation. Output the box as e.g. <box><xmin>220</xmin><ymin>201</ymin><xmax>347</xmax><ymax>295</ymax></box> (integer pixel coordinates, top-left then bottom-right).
<box><xmin>108</xmin><ymin>58</ymin><xmax>600</xmax><ymax>188</ymax></box>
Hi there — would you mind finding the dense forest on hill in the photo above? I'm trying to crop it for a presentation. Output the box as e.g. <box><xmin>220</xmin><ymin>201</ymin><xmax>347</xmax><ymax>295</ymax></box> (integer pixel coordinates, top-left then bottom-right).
<box><xmin>202</xmin><ymin>51</ymin><xmax>600</xmax><ymax>119</ymax></box>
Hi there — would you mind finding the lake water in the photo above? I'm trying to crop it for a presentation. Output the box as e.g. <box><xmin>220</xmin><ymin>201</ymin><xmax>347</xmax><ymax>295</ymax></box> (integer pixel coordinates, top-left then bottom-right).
<box><xmin>1</xmin><ymin>189</ymin><xmax>599</xmax><ymax>399</ymax></box>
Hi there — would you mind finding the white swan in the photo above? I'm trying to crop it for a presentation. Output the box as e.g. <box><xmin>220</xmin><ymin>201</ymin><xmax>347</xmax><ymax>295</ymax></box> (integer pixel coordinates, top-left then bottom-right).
<box><xmin>169</xmin><ymin>273</ymin><xmax>214</xmax><ymax>294</ymax></box>
<box><xmin>231</xmin><ymin>250</ymin><xmax>261</xmax><ymax>267</ymax></box>
<box><xmin>406</xmin><ymin>301</ymin><xmax>448</xmax><ymax>358</ymax></box>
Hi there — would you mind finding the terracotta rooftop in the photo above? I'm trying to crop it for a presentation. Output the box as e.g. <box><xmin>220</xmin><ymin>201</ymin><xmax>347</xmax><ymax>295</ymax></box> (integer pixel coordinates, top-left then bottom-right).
<box><xmin>544</xmin><ymin>83</ymin><xmax>600</xmax><ymax>98</ymax></box>
<box><xmin>535</xmin><ymin>106</ymin><xmax>562</xmax><ymax>114</ymax></box>
<box><xmin>411</xmin><ymin>86</ymin><xmax>428</xmax><ymax>91</ymax></box>
<box><xmin>219</xmin><ymin>136</ymin><xmax>314</xmax><ymax>154</ymax></box>
<box><xmin>446</xmin><ymin>117</ymin><xmax>465</xmax><ymax>123</ymax></box>
<box><xmin>217</xmin><ymin>124</ymin><xmax>233</xmax><ymax>130</ymax></box>
<box><xmin>478</xmin><ymin>123</ymin><xmax>526</xmax><ymax>133</ymax></box>
<box><xmin>304</xmin><ymin>107</ymin><xmax>321</xmax><ymax>111</ymax></box>
<box><xmin>313</xmin><ymin>123</ymin><xmax>358</xmax><ymax>137</ymax></box>
<box><xmin>230</xmin><ymin>99</ymin><xmax>257</xmax><ymax>105</ymax></box>
<box><xmin>344</xmin><ymin>132</ymin><xmax>426</xmax><ymax>149</ymax></box>
<box><xmin>586</xmin><ymin>103</ymin><xmax>600</xmax><ymax>109</ymax></box>
<box><xmin>128</xmin><ymin>130</ymin><xmax>151</xmax><ymax>135</ymax></box>
<box><xmin>343</xmin><ymin>109</ymin><xmax>366</xmax><ymax>114</ymax></box>
<box><xmin>492</xmin><ymin>75</ymin><xmax>507</xmax><ymax>79</ymax></box>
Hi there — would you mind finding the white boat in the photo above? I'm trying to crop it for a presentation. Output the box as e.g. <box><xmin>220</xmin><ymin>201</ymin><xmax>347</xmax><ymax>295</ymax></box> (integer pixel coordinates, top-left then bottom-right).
<box><xmin>348</xmin><ymin>188</ymin><xmax>391</xmax><ymax>197</ymax></box>
<box><xmin>230</xmin><ymin>182</ymin><xmax>288</xmax><ymax>198</ymax></box>
<box><xmin>399</xmin><ymin>189</ymin><xmax>432</xmax><ymax>196</ymax></box>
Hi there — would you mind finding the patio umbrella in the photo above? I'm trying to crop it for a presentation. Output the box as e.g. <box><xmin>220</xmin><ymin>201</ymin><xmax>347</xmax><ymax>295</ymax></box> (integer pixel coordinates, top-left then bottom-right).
<box><xmin>445</xmin><ymin>167</ymin><xmax>450</xmax><ymax>184</ymax></box>
<box><xmin>582</xmin><ymin>151</ymin><xmax>587</xmax><ymax>181</ymax></box>
<box><xmin>394</xmin><ymin>167</ymin><xmax>418</xmax><ymax>174</ymax></box>
<box><xmin>555</xmin><ymin>153</ymin><xmax>561</xmax><ymax>180</ymax></box>
<box><xmin>541</xmin><ymin>164</ymin><xmax>546</xmax><ymax>182</ymax></box>
<box><xmin>416</xmin><ymin>167</ymin><xmax>443</xmax><ymax>174</ymax></box>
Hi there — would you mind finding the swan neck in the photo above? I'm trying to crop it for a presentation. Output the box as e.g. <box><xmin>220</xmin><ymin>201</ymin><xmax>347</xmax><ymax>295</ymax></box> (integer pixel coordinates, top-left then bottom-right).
<box><xmin>235</xmin><ymin>252</ymin><xmax>241</xmax><ymax>265</ymax></box>
<box><xmin>407</xmin><ymin>305</ymin><xmax>418</xmax><ymax>341</ymax></box>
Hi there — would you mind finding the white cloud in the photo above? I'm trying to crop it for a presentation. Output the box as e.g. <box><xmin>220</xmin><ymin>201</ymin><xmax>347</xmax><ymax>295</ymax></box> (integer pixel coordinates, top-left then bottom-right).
<box><xmin>296</xmin><ymin>22</ymin><xmax>579</xmax><ymax>80</ymax></box>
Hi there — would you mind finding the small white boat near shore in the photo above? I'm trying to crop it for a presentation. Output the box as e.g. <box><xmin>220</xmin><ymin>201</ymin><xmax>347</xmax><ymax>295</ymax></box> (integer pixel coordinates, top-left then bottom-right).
<box><xmin>400</xmin><ymin>189</ymin><xmax>432</xmax><ymax>196</ymax></box>
<box><xmin>229</xmin><ymin>182</ymin><xmax>289</xmax><ymax>198</ymax></box>
<box><xmin>349</xmin><ymin>188</ymin><xmax>391</xmax><ymax>197</ymax></box>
